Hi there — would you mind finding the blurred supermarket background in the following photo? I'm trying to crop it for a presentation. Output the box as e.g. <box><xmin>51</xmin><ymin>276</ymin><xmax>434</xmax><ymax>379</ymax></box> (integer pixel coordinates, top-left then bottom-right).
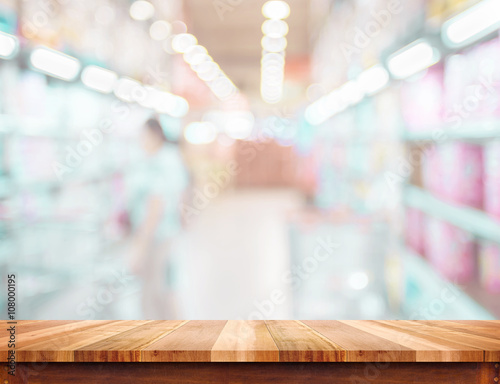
<box><xmin>0</xmin><ymin>0</ymin><xmax>499</xmax><ymax>320</ymax></box>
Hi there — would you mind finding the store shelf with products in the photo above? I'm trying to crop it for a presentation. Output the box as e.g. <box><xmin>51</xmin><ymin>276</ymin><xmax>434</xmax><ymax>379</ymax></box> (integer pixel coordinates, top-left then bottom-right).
<box><xmin>403</xmin><ymin>185</ymin><xmax>500</xmax><ymax>244</ymax></box>
<box><xmin>401</xmin><ymin>247</ymin><xmax>495</xmax><ymax>319</ymax></box>
<box><xmin>402</xmin><ymin>121</ymin><xmax>500</xmax><ymax>142</ymax></box>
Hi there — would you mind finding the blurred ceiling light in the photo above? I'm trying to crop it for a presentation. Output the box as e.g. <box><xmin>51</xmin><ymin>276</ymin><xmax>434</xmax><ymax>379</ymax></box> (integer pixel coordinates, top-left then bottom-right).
<box><xmin>441</xmin><ymin>0</ymin><xmax>500</xmax><ymax>48</ymax></box>
<box><xmin>30</xmin><ymin>47</ymin><xmax>81</xmax><ymax>81</ymax></box>
<box><xmin>339</xmin><ymin>80</ymin><xmax>364</xmax><ymax>104</ymax></box>
<box><xmin>261</xmin><ymin>36</ymin><xmax>288</xmax><ymax>52</ymax></box>
<box><xmin>304</xmin><ymin>88</ymin><xmax>346</xmax><ymax>125</ymax></box>
<box><xmin>0</xmin><ymin>31</ymin><xmax>19</xmax><ymax>59</ymax></box>
<box><xmin>387</xmin><ymin>40</ymin><xmax>440</xmax><ymax>79</ymax></box>
<box><xmin>184</xmin><ymin>122</ymin><xmax>217</xmax><ymax>145</ymax></box>
<box><xmin>172</xmin><ymin>33</ymin><xmax>198</xmax><ymax>53</ymax></box>
<box><xmin>136</xmin><ymin>86</ymin><xmax>162</xmax><ymax>109</ymax></box>
<box><xmin>184</xmin><ymin>45</ymin><xmax>209</xmax><ymax>65</ymax></box>
<box><xmin>171</xmin><ymin>20</ymin><xmax>188</xmax><ymax>34</ymax></box>
<box><xmin>113</xmin><ymin>77</ymin><xmax>143</xmax><ymax>102</ymax></box>
<box><xmin>194</xmin><ymin>61</ymin><xmax>220</xmax><ymax>81</ymax></box>
<box><xmin>356</xmin><ymin>65</ymin><xmax>390</xmax><ymax>95</ymax></box>
<box><xmin>156</xmin><ymin>95</ymin><xmax>189</xmax><ymax>118</ymax></box>
<box><xmin>262</xmin><ymin>19</ymin><xmax>289</xmax><ymax>37</ymax></box>
<box><xmin>348</xmin><ymin>272</ymin><xmax>369</xmax><ymax>290</ymax></box>
<box><xmin>209</xmin><ymin>76</ymin><xmax>238</xmax><ymax>100</ymax></box>
<box><xmin>224</xmin><ymin>112</ymin><xmax>254</xmax><ymax>140</ymax></box>
<box><xmin>129</xmin><ymin>0</ymin><xmax>155</xmax><ymax>21</ymax></box>
<box><xmin>81</xmin><ymin>65</ymin><xmax>118</xmax><ymax>93</ymax></box>
<box><xmin>149</xmin><ymin>20</ymin><xmax>172</xmax><ymax>41</ymax></box>
<box><xmin>262</xmin><ymin>1</ymin><xmax>290</xmax><ymax>19</ymax></box>
<box><xmin>261</xmin><ymin>51</ymin><xmax>285</xmax><ymax>104</ymax></box>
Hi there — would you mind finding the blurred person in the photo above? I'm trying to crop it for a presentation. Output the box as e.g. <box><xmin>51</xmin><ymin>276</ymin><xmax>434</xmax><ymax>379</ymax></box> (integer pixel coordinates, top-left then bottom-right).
<box><xmin>126</xmin><ymin>117</ymin><xmax>188</xmax><ymax>319</ymax></box>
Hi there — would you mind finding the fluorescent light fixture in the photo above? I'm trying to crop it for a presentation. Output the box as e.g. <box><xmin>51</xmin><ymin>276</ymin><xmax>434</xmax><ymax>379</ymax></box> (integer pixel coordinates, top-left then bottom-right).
<box><xmin>149</xmin><ymin>20</ymin><xmax>172</xmax><ymax>41</ymax></box>
<box><xmin>30</xmin><ymin>47</ymin><xmax>81</xmax><ymax>81</ymax></box>
<box><xmin>81</xmin><ymin>65</ymin><xmax>118</xmax><ymax>93</ymax></box>
<box><xmin>156</xmin><ymin>94</ymin><xmax>189</xmax><ymax>118</ymax></box>
<box><xmin>224</xmin><ymin>112</ymin><xmax>254</xmax><ymax>140</ymax></box>
<box><xmin>184</xmin><ymin>122</ymin><xmax>217</xmax><ymax>145</ymax></box>
<box><xmin>129</xmin><ymin>0</ymin><xmax>155</xmax><ymax>21</ymax></box>
<box><xmin>172</xmin><ymin>33</ymin><xmax>198</xmax><ymax>53</ymax></box>
<box><xmin>339</xmin><ymin>81</ymin><xmax>364</xmax><ymax>104</ymax></box>
<box><xmin>262</xmin><ymin>19</ymin><xmax>289</xmax><ymax>37</ymax></box>
<box><xmin>357</xmin><ymin>65</ymin><xmax>390</xmax><ymax>95</ymax></box>
<box><xmin>0</xmin><ymin>31</ymin><xmax>19</xmax><ymax>59</ymax></box>
<box><xmin>114</xmin><ymin>77</ymin><xmax>143</xmax><ymax>102</ymax></box>
<box><xmin>262</xmin><ymin>1</ymin><xmax>290</xmax><ymax>19</ymax></box>
<box><xmin>442</xmin><ymin>0</ymin><xmax>500</xmax><ymax>48</ymax></box>
<box><xmin>387</xmin><ymin>40</ymin><xmax>440</xmax><ymax>79</ymax></box>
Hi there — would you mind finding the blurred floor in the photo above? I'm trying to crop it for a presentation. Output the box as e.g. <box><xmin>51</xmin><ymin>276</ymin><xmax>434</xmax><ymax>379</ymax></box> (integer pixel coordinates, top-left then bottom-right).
<box><xmin>29</xmin><ymin>188</ymin><xmax>303</xmax><ymax>319</ymax></box>
<box><xmin>178</xmin><ymin>188</ymin><xmax>303</xmax><ymax>319</ymax></box>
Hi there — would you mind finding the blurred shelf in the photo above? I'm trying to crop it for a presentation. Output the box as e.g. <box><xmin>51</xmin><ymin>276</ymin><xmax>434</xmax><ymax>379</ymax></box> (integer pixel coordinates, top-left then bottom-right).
<box><xmin>402</xmin><ymin>247</ymin><xmax>496</xmax><ymax>319</ymax></box>
<box><xmin>403</xmin><ymin>121</ymin><xmax>500</xmax><ymax>142</ymax></box>
<box><xmin>403</xmin><ymin>185</ymin><xmax>500</xmax><ymax>244</ymax></box>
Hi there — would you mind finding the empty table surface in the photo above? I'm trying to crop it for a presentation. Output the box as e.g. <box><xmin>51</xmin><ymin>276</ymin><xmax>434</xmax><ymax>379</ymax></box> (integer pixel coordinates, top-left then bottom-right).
<box><xmin>2</xmin><ymin>320</ymin><xmax>499</xmax><ymax>363</ymax></box>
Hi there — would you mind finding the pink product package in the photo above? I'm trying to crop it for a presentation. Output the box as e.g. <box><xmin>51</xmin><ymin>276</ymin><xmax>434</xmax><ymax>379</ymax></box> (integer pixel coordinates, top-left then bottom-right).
<box><xmin>444</xmin><ymin>37</ymin><xmax>500</xmax><ymax>121</ymax></box>
<box><xmin>401</xmin><ymin>64</ymin><xmax>445</xmax><ymax>131</ymax></box>
<box><xmin>484</xmin><ymin>141</ymin><xmax>500</xmax><ymax>221</ymax></box>
<box><xmin>479</xmin><ymin>241</ymin><xmax>500</xmax><ymax>293</ymax></box>
<box><xmin>405</xmin><ymin>208</ymin><xmax>425</xmax><ymax>256</ymax></box>
<box><xmin>422</xmin><ymin>146</ymin><xmax>442</xmax><ymax>196</ymax></box>
<box><xmin>433</xmin><ymin>143</ymin><xmax>483</xmax><ymax>208</ymax></box>
<box><xmin>425</xmin><ymin>218</ymin><xmax>475</xmax><ymax>284</ymax></box>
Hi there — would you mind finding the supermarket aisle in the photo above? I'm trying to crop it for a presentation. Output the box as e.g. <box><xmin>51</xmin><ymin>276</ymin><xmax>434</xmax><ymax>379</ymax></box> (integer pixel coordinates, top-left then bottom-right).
<box><xmin>176</xmin><ymin>188</ymin><xmax>303</xmax><ymax>319</ymax></box>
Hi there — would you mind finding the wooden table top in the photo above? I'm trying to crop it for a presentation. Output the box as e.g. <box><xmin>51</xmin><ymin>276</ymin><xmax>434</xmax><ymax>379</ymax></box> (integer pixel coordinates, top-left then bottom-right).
<box><xmin>2</xmin><ymin>320</ymin><xmax>499</xmax><ymax>363</ymax></box>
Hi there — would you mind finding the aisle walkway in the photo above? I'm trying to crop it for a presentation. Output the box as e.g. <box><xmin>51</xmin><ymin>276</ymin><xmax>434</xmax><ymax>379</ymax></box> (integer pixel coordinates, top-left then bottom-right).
<box><xmin>176</xmin><ymin>188</ymin><xmax>304</xmax><ymax>319</ymax></box>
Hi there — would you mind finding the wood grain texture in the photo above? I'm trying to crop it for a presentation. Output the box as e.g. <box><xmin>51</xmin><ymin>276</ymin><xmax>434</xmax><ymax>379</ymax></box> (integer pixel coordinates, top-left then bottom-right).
<box><xmin>74</xmin><ymin>320</ymin><xmax>188</xmax><ymax>362</ymax></box>
<box><xmin>303</xmin><ymin>320</ymin><xmax>416</xmax><ymax>362</ymax></box>
<box><xmin>16</xmin><ymin>321</ymin><xmax>151</xmax><ymax>362</ymax></box>
<box><xmin>142</xmin><ymin>320</ymin><xmax>227</xmax><ymax>362</ymax></box>
<box><xmin>265</xmin><ymin>320</ymin><xmax>346</xmax><ymax>362</ymax></box>
<box><xmin>342</xmin><ymin>320</ymin><xmax>484</xmax><ymax>362</ymax></box>
<box><xmin>0</xmin><ymin>320</ymin><xmax>117</xmax><ymax>361</ymax></box>
<box><xmin>3</xmin><ymin>320</ymin><xmax>500</xmax><ymax>363</ymax></box>
<box><xmin>4</xmin><ymin>362</ymin><xmax>495</xmax><ymax>384</ymax></box>
<box><xmin>423</xmin><ymin>320</ymin><xmax>500</xmax><ymax>340</ymax></box>
<box><xmin>386</xmin><ymin>320</ymin><xmax>500</xmax><ymax>362</ymax></box>
<box><xmin>211</xmin><ymin>320</ymin><xmax>279</xmax><ymax>362</ymax></box>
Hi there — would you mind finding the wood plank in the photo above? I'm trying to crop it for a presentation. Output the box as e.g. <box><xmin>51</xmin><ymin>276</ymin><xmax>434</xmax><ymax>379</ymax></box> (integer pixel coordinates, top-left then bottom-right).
<box><xmin>74</xmin><ymin>320</ymin><xmax>188</xmax><ymax>362</ymax></box>
<box><xmin>343</xmin><ymin>320</ymin><xmax>483</xmax><ymax>362</ymax></box>
<box><xmin>142</xmin><ymin>320</ymin><xmax>227</xmax><ymax>362</ymax></box>
<box><xmin>385</xmin><ymin>321</ymin><xmax>500</xmax><ymax>363</ymax></box>
<box><xmin>16</xmin><ymin>320</ymin><xmax>151</xmax><ymax>362</ymax></box>
<box><xmin>421</xmin><ymin>320</ymin><xmax>500</xmax><ymax>340</ymax></box>
<box><xmin>265</xmin><ymin>320</ymin><xmax>346</xmax><ymax>362</ymax></box>
<box><xmin>3</xmin><ymin>362</ymin><xmax>490</xmax><ymax>384</ymax></box>
<box><xmin>211</xmin><ymin>320</ymin><xmax>279</xmax><ymax>362</ymax></box>
<box><xmin>303</xmin><ymin>320</ymin><xmax>416</xmax><ymax>362</ymax></box>
<box><xmin>0</xmin><ymin>320</ymin><xmax>117</xmax><ymax>361</ymax></box>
